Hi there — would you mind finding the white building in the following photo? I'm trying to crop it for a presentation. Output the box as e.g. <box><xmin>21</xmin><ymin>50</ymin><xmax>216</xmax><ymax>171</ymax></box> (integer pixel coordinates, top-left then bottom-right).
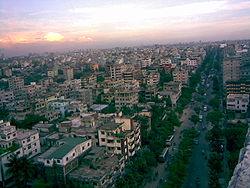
<box><xmin>227</xmin><ymin>94</ymin><xmax>249</xmax><ymax>113</ymax></box>
<box><xmin>17</xmin><ymin>129</ymin><xmax>41</xmax><ymax>158</ymax></box>
<box><xmin>37</xmin><ymin>137</ymin><xmax>92</xmax><ymax>183</ymax></box>
<box><xmin>0</xmin><ymin>121</ymin><xmax>41</xmax><ymax>184</ymax></box>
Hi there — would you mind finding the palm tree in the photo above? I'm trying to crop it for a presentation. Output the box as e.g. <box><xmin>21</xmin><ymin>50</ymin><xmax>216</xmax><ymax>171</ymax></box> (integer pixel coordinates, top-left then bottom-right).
<box><xmin>6</xmin><ymin>154</ymin><xmax>35</xmax><ymax>188</ymax></box>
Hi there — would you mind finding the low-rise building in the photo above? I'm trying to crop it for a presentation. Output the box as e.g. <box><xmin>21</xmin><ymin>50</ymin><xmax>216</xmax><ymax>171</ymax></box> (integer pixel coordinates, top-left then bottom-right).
<box><xmin>68</xmin><ymin>147</ymin><xmax>125</xmax><ymax>187</ymax></box>
<box><xmin>37</xmin><ymin>137</ymin><xmax>92</xmax><ymax>183</ymax></box>
<box><xmin>227</xmin><ymin>94</ymin><xmax>249</xmax><ymax>113</ymax></box>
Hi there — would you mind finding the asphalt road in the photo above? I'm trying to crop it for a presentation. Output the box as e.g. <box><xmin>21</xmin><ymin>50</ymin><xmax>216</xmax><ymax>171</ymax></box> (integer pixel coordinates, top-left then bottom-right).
<box><xmin>144</xmin><ymin>103</ymin><xmax>196</xmax><ymax>188</ymax></box>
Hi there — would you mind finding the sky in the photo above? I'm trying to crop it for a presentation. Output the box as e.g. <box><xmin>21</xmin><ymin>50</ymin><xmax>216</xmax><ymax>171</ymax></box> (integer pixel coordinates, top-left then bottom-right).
<box><xmin>1</xmin><ymin>0</ymin><xmax>250</xmax><ymax>56</ymax></box>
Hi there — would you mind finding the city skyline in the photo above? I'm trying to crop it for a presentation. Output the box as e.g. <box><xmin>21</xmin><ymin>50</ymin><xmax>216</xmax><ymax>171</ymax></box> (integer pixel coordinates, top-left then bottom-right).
<box><xmin>1</xmin><ymin>0</ymin><xmax>250</xmax><ymax>56</ymax></box>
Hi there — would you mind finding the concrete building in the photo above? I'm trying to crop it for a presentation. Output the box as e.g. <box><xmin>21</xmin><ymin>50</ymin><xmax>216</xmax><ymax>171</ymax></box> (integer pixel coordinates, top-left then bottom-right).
<box><xmin>98</xmin><ymin>116</ymin><xmax>141</xmax><ymax>160</ymax></box>
<box><xmin>8</xmin><ymin>76</ymin><xmax>24</xmax><ymax>91</ymax></box>
<box><xmin>63</xmin><ymin>67</ymin><xmax>74</xmax><ymax>81</ymax></box>
<box><xmin>0</xmin><ymin>121</ymin><xmax>41</xmax><ymax>185</ymax></box>
<box><xmin>172</xmin><ymin>69</ymin><xmax>189</xmax><ymax>84</ymax></box>
<box><xmin>115</xmin><ymin>88</ymin><xmax>139</xmax><ymax>109</ymax></box>
<box><xmin>16</xmin><ymin>129</ymin><xmax>41</xmax><ymax>158</ymax></box>
<box><xmin>68</xmin><ymin>147</ymin><xmax>125</xmax><ymax>187</ymax></box>
<box><xmin>69</xmin><ymin>89</ymin><xmax>93</xmax><ymax>105</ymax></box>
<box><xmin>226</xmin><ymin>80</ymin><xmax>250</xmax><ymax>95</ymax></box>
<box><xmin>47</xmin><ymin>69</ymin><xmax>58</xmax><ymax>78</ymax></box>
<box><xmin>37</xmin><ymin>137</ymin><xmax>92</xmax><ymax>183</ymax></box>
<box><xmin>227</xmin><ymin>94</ymin><xmax>249</xmax><ymax>113</ymax></box>
<box><xmin>223</xmin><ymin>57</ymin><xmax>241</xmax><ymax>83</ymax></box>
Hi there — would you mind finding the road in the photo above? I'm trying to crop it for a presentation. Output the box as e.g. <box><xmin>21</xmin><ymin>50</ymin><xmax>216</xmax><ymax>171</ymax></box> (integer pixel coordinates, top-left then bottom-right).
<box><xmin>144</xmin><ymin>103</ymin><xmax>196</xmax><ymax>188</ymax></box>
<box><xmin>182</xmin><ymin>73</ymin><xmax>214</xmax><ymax>188</ymax></box>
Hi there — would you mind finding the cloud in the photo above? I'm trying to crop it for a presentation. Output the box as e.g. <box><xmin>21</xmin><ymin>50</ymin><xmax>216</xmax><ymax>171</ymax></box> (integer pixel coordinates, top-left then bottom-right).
<box><xmin>79</xmin><ymin>36</ymin><xmax>94</xmax><ymax>42</ymax></box>
<box><xmin>223</xmin><ymin>1</ymin><xmax>250</xmax><ymax>11</ymax></box>
<box><xmin>44</xmin><ymin>32</ymin><xmax>64</xmax><ymax>41</ymax></box>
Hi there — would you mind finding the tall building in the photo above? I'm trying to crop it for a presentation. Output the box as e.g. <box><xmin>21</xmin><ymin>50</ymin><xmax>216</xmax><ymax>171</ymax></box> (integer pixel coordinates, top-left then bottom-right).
<box><xmin>8</xmin><ymin>76</ymin><xmax>24</xmax><ymax>91</ymax></box>
<box><xmin>115</xmin><ymin>88</ymin><xmax>139</xmax><ymax>109</ymax></box>
<box><xmin>63</xmin><ymin>67</ymin><xmax>74</xmax><ymax>81</ymax></box>
<box><xmin>223</xmin><ymin>57</ymin><xmax>241</xmax><ymax>83</ymax></box>
<box><xmin>98</xmin><ymin>116</ymin><xmax>141</xmax><ymax>160</ymax></box>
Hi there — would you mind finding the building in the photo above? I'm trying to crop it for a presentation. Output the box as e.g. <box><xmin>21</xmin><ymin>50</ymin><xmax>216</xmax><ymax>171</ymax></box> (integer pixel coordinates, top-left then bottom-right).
<box><xmin>37</xmin><ymin>137</ymin><xmax>92</xmax><ymax>183</ymax></box>
<box><xmin>16</xmin><ymin>129</ymin><xmax>41</xmax><ymax>158</ymax></box>
<box><xmin>226</xmin><ymin>94</ymin><xmax>249</xmax><ymax>113</ymax></box>
<box><xmin>47</xmin><ymin>69</ymin><xmax>58</xmax><ymax>78</ymax></box>
<box><xmin>69</xmin><ymin>89</ymin><xmax>93</xmax><ymax>105</ymax></box>
<box><xmin>223</xmin><ymin>57</ymin><xmax>241</xmax><ymax>83</ymax></box>
<box><xmin>0</xmin><ymin>121</ymin><xmax>41</xmax><ymax>185</ymax></box>
<box><xmin>159</xmin><ymin>81</ymin><xmax>182</xmax><ymax>106</ymax></box>
<box><xmin>8</xmin><ymin>76</ymin><xmax>24</xmax><ymax>91</ymax></box>
<box><xmin>115</xmin><ymin>88</ymin><xmax>139</xmax><ymax>109</ymax></box>
<box><xmin>98</xmin><ymin>116</ymin><xmax>141</xmax><ymax>160</ymax></box>
<box><xmin>63</xmin><ymin>67</ymin><xmax>74</xmax><ymax>81</ymax></box>
<box><xmin>172</xmin><ymin>69</ymin><xmax>189</xmax><ymax>84</ymax></box>
<box><xmin>226</xmin><ymin>80</ymin><xmax>250</xmax><ymax>95</ymax></box>
<box><xmin>68</xmin><ymin>147</ymin><xmax>125</xmax><ymax>187</ymax></box>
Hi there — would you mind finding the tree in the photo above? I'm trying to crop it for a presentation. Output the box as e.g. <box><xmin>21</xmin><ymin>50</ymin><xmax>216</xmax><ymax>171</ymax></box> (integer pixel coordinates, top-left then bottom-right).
<box><xmin>206</xmin><ymin>110</ymin><xmax>222</xmax><ymax>124</ymax></box>
<box><xmin>6</xmin><ymin>155</ymin><xmax>35</xmax><ymax>188</ymax></box>
<box><xmin>97</xmin><ymin>75</ymin><xmax>105</xmax><ymax>83</ymax></box>
<box><xmin>190</xmin><ymin>115</ymin><xmax>200</xmax><ymax>124</ymax></box>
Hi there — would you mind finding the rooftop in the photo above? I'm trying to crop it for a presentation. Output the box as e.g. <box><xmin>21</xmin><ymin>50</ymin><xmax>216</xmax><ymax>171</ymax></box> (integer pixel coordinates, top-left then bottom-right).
<box><xmin>39</xmin><ymin>137</ymin><xmax>89</xmax><ymax>159</ymax></box>
<box><xmin>99</xmin><ymin>122</ymin><xmax>123</xmax><ymax>131</ymax></box>
<box><xmin>16</xmin><ymin>129</ymin><xmax>38</xmax><ymax>140</ymax></box>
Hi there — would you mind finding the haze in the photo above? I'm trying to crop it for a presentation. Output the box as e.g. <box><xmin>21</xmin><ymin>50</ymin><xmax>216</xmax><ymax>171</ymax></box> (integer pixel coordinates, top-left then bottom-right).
<box><xmin>1</xmin><ymin>0</ymin><xmax>250</xmax><ymax>56</ymax></box>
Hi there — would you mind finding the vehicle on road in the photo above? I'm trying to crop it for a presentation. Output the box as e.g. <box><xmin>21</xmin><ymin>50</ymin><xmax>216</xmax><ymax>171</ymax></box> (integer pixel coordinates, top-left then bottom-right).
<box><xmin>158</xmin><ymin>147</ymin><xmax>169</xmax><ymax>163</ymax></box>
<box><xmin>199</xmin><ymin>114</ymin><xmax>203</xmax><ymax>122</ymax></box>
<box><xmin>166</xmin><ymin>135</ymin><xmax>174</xmax><ymax>146</ymax></box>
<box><xmin>203</xmin><ymin>106</ymin><xmax>207</xmax><ymax>112</ymax></box>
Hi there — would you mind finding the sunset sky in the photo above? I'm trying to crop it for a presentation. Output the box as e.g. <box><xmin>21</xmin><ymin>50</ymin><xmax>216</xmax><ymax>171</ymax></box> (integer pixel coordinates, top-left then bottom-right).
<box><xmin>1</xmin><ymin>0</ymin><xmax>250</xmax><ymax>56</ymax></box>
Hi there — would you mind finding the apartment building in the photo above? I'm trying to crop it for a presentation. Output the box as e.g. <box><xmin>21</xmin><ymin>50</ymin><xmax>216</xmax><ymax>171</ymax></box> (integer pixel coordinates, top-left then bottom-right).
<box><xmin>226</xmin><ymin>80</ymin><xmax>250</xmax><ymax>95</ymax></box>
<box><xmin>226</xmin><ymin>94</ymin><xmax>249</xmax><ymax>113</ymax></box>
<box><xmin>0</xmin><ymin>121</ymin><xmax>41</xmax><ymax>185</ymax></box>
<box><xmin>98</xmin><ymin>116</ymin><xmax>141</xmax><ymax>160</ymax></box>
<box><xmin>63</xmin><ymin>67</ymin><xmax>74</xmax><ymax>81</ymax></box>
<box><xmin>8</xmin><ymin>76</ymin><xmax>24</xmax><ymax>91</ymax></box>
<box><xmin>115</xmin><ymin>88</ymin><xmax>139</xmax><ymax>109</ymax></box>
<box><xmin>37</xmin><ymin>137</ymin><xmax>92</xmax><ymax>183</ymax></box>
<box><xmin>16</xmin><ymin>129</ymin><xmax>41</xmax><ymax>158</ymax></box>
<box><xmin>68</xmin><ymin>147</ymin><xmax>125</xmax><ymax>187</ymax></box>
<box><xmin>172</xmin><ymin>69</ymin><xmax>189</xmax><ymax>84</ymax></box>
<box><xmin>223</xmin><ymin>57</ymin><xmax>241</xmax><ymax>83</ymax></box>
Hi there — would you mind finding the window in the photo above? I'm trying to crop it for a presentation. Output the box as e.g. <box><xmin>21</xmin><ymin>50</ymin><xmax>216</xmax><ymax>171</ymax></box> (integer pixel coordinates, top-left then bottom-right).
<box><xmin>46</xmin><ymin>160</ymin><xmax>50</xmax><ymax>164</ymax></box>
<box><xmin>73</xmin><ymin>153</ymin><xmax>75</xmax><ymax>157</ymax></box>
<box><xmin>101</xmin><ymin>131</ymin><xmax>105</xmax><ymax>135</ymax></box>
<box><xmin>66</xmin><ymin>157</ymin><xmax>68</xmax><ymax>161</ymax></box>
<box><xmin>117</xmin><ymin>147</ymin><xmax>121</xmax><ymax>150</ymax></box>
<box><xmin>87</xmin><ymin>143</ymin><xmax>90</xmax><ymax>146</ymax></box>
<box><xmin>57</xmin><ymin>159</ymin><xmax>61</xmax><ymax>163</ymax></box>
<box><xmin>101</xmin><ymin>138</ymin><xmax>106</xmax><ymax>142</ymax></box>
<box><xmin>82</xmin><ymin>146</ymin><xmax>85</xmax><ymax>150</ymax></box>
<box><xmin>34</xmin><ymin>143</ymin><xmax>37</xmax><ymax>146</ymax></box>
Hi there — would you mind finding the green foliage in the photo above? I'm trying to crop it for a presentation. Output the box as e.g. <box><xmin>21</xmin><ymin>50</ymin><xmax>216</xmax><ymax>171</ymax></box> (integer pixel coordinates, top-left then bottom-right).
<box><xmin>209</xmin><ymin>97</ymin><xmax>220</xmax><ymax>110</ymax></box>
<box><xmin>190</xmin><ymin>114</ymin><xmax>200</xmax><ymax>124</ymax></box>
<box><xmin>194</xmin><ymin>107</ymin><xmax>201</xmax><ymax>114</ymax></box>
<box><xmin>163</xmin><ymin>128</ymin><xmax>199</xmax><ymax>188</ymax></box>
<box><xmin>102</xmin><ymin>103</ymin><xmax>116</xmax><ymax>114</ymax></box>
<box><xmin>206</xmin><ymin>110</ymin><xmax>222</xmax><ymax>124</ymax></box>
<box><xmin>158</xmin><ymin>70</ymin><xmax>173</xmax><ymax>87</ymax></box>
<box><xmin>55</xmin><ymin>78</ymin><xmax>66</xmax><ymax>83</ymax></box>
<box><xmin>115</xmin><ymin>149</ymin><xmax>157</xmax><ymax>188</ymax></box>
<box><xmin>0</xmin><ymin>109</ymin><xmax>9</xmax><ymax>120</ymax></box>
<box><xmin>10</xmin><ymin>115</ymin><xmax>47</xmax><ymax>129</ymax></box>
<box><xmin>6</xmin><ymin>155</ymin><xmax>35</xmax><ymax>188</ymax></box>
<box><xmin>97</xmin><ymin>75</ymin><xmax>105</xmax><ymax>83</ymax></box>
